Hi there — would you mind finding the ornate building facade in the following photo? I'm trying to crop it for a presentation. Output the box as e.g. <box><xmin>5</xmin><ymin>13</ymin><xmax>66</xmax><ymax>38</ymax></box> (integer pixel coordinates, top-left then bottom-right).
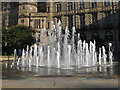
<box><xmin>2</xmin><ymin>1</ymin><xmax>120</xmax><ymax>53</ymax></box>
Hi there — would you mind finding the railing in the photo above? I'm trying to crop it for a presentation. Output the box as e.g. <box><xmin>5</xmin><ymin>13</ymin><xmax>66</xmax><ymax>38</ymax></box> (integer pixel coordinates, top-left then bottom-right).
<box><xmin>54</xmin><ymin>5</ymin><xmax>119</xmax><ymax>16</ymax></box>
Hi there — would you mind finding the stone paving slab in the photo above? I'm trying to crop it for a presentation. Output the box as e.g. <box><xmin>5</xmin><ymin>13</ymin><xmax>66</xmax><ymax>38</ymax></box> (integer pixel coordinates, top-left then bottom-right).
<box><xmin>81</xmin><ymin>79</ymin><xmax>119</xmax><ymax>88</ymax></box>
<box><xmin>2</xmin><ymin>77</ymin><xmax>119</xmax><ymax>88</ymax></box>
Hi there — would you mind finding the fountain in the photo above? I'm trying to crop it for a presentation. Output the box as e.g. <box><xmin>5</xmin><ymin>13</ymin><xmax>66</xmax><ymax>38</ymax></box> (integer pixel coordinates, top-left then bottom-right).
<box><xmin>6</xmin><ymin>20</ymin><xmax>114</xmax><ymax>70</ymax></box>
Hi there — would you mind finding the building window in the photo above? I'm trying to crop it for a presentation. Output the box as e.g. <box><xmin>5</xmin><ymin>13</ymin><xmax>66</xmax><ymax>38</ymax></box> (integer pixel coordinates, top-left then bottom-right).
<box><xmin>56</xmin><ymin>4</ymin><xmax>62</xmax><ymax>12</ymax></box>
<box><xmin>38</xmin><ymin>2</ymin><xmax>46</xmax><ymax>12</ymax></box>
<box><xmin>34</xmin><ymin>19</ymin><xmax>40</xmax><ymax>29</ymax></box>
<box><xmin>21</xmin><ymin>19</ymin><xmax>24</xmax><ymax>23</ymax></box>
<box><xmin>80</xmin><ymin>14</ymin><xmax>85</xmax><ymax>28</ymax></box>
<box><xmin>80</xmin><ymin>32</ymin><xmax>86</xmax><ymax>40</ymax></box>
<box><xmin>47</xmin><ymin>7</ymin><xmax>50</xmax><ymax>12</ymax></box>
<box><xmin>68</xmin><ymin>2</ymin><xmax>73</xmax><ymax>11</ymax></box>
<box><xmin>21</xmin><ymin>6</ymin><xmax>25</xmax><ymax>9</ymax></box>
<box><xmin>104</xmin><ymin>0</ymin><xmax>110</xmax><ymax>6</ymax></box>
<box><xmin>68</xmin><ymin>15</ymin><xmax>73</xmax><ymax>31</ymax></box>
<box><xmin>92</xmin><ymin>2</ymin><xmax>97</xmax><ymax>8</ymax></box>
<box><xmin>92</xmin><ymin>13</ymin><xmax>97</xmax><ymax>24</ymax></box>
<box><xmin>92</xmin><ymin>32</ymin><xmax>99</xmax><ymax>39</ymax></box>
<box><xmin>29</xmin><ymin>7</ymin><xmax>33</xmax><ymax>10</ymax></box>
<box><xmin>104</xmin><ymin>31</ymin><xmax>113</xmax><ymax>41</ymax></box>
<box><xmin>79</xmin><ymin>0</ymin><xmax>84</xmax><ymax>9</ymax></box>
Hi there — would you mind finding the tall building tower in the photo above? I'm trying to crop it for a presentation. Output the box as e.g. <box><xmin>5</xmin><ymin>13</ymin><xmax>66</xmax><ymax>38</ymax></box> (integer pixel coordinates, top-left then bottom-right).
<box><xmin>18</xmin><ymin>2</ymin><xmax>37</xmax><ymax>27</ymax></box>
<box><xmin>2</xmin><ymin>2</ymin><xmax>18</xmax><ymax>28</ymax></box>
<box><xmin>2</xmin><ymin>2</ymin><xmax>10</xmax><ymax>28</ymax></box>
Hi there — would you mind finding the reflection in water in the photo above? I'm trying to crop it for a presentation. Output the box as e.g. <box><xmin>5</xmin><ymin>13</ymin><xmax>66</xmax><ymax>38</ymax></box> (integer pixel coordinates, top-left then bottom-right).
<box><xmin>47</xmin><ymin>68</ymin><xmax>51</xmax><ymax>75</ymax></box>
<box><xmin>17</xmin><ymin>67</ymin><xmax>20</xmax><ymax>70</ymax></box>
<box><xmin>35</xmin><ymin>68</ymin><xmax>39</xmax><ymax>72</ymax></box>
<box><xmin>109</xmin><ymin>67</ymin><xmax>113</xmax><ymax>75</ymax></box>
<box><xmin>103</xmin><ymin>66</ymin><xmax>107</xmax><ymax>72</ymax></box>
<box><xmin>5</xmin><ymin>63</ymin><xmax>8</xmax><ymax>68</ymax></box>
<box><xmin>28</xmin><ymin>67</ymin><xmax>31</xmax><ymax>71</ymax></box>
<box><xmin>99</xmin><ymin>67</ymin><xmax>102</xmax><ymax>72</ymax></box>
<box><xmin>15</xmin><ymin>66</ymin><xmax>114</xmax><ymax>76</ymax></box>
<box><xmin>74</xmin><ymin>66</ymin><xmax>116</xmax><ymax>77</ymax></box>
<box><xmin>21</xmin><ymin>67</ymin><xmax>25</xmax><ymax>71</ymax></box>
<box><xmin>103</xmin><ymin>67</ymin><xmax>107</xmax><ymax>76</ymax></box>
<box><xmin>57</xmin><ymin>69</ymin><xmax>60</xmax><ymax>75</ymax></box>
<box><xmin>2</xmin><ymin>62</ymin><xmax>119</xmax><ymax>80</ymax></box>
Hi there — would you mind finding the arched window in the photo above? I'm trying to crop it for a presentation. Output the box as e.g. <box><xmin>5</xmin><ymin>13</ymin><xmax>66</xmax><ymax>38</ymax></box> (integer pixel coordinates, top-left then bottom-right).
<box><xmin>92</xmin><ymin>32</ymin><xmax>99</xmax><ymax>39</ymax></box>
<box><xmin>92</xmin><ymin>13</ymin><xmax>97</xmax><ymax>24</ymax></box>
<box><xmin>34</xmin><ymin>19</ymin><xmax>40</xmax><ymax>29</ymax></box>
<box><xmin>47</xmin><ymin>7</ymin><xmax>50</xmax><ymax>12</ymax></box>
<box><xmin>68</xmin><ymin>15</ymin><xmax>73</xmax><ymax>31</ymax></box>
<box><xmin>57</xmin><ymin>16</ymin><xmax>62</xmax><ymax>23</ymax></box>
<box><xmin>56</xmin><ymin>4</ymin><xmax>62</xmax><ymax>12</ymax></box>
<box><xmin>104</xmin><ymin>31</ymin><xmax>113</xmax><ymax>41</ymax></box>
<box><xmin>80</xmin><ymin>32</ymin><xmax>86</xmax><ymax>40</ymax></box>
<box><xmin>21</xmin><ymin>6</ymin><xmax>25</xmax><ymax>10</ymax></box>
<box><xmin>21</xmin><ymin>19</ymin><xmax>24</xmax><ymax>24</ymax></box>
<box><xmin>80</xmin><ymin>14</ymin><xmax>85</xmax><ymax>28</ymax></box>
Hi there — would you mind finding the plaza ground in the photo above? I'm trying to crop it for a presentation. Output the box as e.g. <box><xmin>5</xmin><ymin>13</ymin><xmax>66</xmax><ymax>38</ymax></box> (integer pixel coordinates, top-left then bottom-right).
<box><xmin>2</xmin><ymin>76</ymin><xmax>119</xmax><ymax>88</ymax></box>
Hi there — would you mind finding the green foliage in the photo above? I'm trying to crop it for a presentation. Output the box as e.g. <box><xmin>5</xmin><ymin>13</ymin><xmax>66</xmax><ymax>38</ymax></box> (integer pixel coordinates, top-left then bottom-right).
<box><xmin>2</xmin><ymin>25</ymin><xmax>35</xmax><ymax>55</ymax></box>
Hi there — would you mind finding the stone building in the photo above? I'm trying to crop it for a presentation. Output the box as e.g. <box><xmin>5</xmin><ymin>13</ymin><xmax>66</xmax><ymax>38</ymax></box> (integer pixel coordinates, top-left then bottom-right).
<box><xmin>2</xmin><ymin>1</ymin><xmax>120</xmax><ymax>53</ymax></box>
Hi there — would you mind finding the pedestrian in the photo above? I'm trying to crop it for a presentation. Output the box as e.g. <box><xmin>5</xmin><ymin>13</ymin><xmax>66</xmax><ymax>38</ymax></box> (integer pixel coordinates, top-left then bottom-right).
<box><xmin>18</xmin><ymin>49</ymin><xmax>22</xmax><ymax>58</ymax></box>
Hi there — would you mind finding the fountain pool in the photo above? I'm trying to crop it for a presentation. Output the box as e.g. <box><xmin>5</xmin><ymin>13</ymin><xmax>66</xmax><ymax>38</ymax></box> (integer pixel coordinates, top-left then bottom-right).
<box><xmin>5</xmin><ymin>20</ymin><xmax>114</xmax><ymax>74</ymax></box>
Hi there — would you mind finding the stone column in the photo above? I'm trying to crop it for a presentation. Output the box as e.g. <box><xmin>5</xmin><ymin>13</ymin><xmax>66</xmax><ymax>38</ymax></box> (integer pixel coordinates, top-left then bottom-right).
<box><xmin>43</xmin><ymin>18</ymin><xmax>46</xmax><ymax>28</ymax></box>
<box><xmin>62</xmin><ymin>16</ymin><xmax>68</xmax><ymax>30</ymax></box>
<box><xmin>40</xmin><ymin>18</ymin><xmax>42</xmax><ymax>29</ymax></box>
<box><xmin>76</xmin><ymin>15</ymin><xmax>80</xmax><ymax>29</ymax></box>
<box><xmin>85</xmin><ymin>13</ymin><xmax>92</xmax><ymax>26</ymax></box>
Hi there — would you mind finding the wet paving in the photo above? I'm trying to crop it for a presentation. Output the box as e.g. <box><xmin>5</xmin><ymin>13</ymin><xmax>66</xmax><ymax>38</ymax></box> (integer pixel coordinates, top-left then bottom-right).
<box><xmin>1</xmin><ymin>61</ymin><xmax>119</xmax><ymax>80</ymax></box>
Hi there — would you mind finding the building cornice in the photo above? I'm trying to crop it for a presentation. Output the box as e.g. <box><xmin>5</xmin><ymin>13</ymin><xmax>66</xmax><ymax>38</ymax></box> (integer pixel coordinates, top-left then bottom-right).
<box><xmin>19</xmin><ymin>2</ymin><xmax>37</xmax><ymax>7</ymax></box>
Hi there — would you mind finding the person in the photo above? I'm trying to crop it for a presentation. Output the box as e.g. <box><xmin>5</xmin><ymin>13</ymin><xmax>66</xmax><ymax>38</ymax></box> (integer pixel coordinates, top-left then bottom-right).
<box><xmin>18</xmin><ymin>49</ymin><xmax>22</xmax><ymax>58</ymax></box>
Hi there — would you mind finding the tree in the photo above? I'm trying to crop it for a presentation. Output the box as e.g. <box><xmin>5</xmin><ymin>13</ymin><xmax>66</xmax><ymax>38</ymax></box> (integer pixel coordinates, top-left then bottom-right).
<box><xmin>2</xmin><ymin>25</ymin><xmax>35</xmax><ymax>55</ymax></box>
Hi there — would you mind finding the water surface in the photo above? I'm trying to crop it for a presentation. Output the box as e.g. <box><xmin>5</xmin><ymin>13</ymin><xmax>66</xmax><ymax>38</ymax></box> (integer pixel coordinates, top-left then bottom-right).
<box><xmin>2</xmin><ymin>61</ymin><xmax>119</xmax><ymax>80</ymax></box>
